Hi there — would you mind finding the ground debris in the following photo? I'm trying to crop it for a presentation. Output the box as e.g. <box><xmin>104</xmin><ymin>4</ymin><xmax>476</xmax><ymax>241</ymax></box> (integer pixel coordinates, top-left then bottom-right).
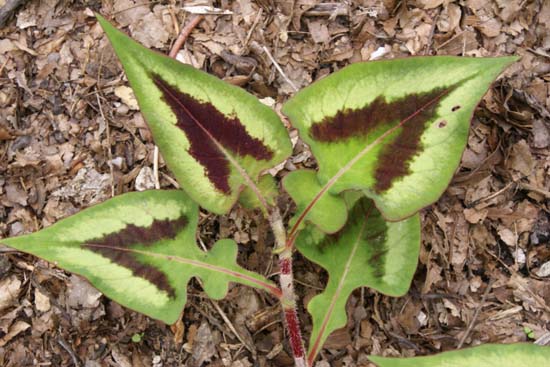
<box><xmin>0</xmin><ymin>0</ymin><xmax>548</xmax><ymax>365</ymax></box>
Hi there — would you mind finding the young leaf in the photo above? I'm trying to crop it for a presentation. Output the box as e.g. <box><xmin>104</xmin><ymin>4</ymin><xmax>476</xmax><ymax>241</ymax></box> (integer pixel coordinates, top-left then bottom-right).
<box><xmin>297</xmin><ymin>197</ymin><xmax>420</xmax><ymax>362</ymax></box>
<box><xmin>1</xmin><ymin>191</ymin><xmax>279</xmax><ymax>324</ymax></box>
<box><xmin>282</xmin><ymin>56</ymin><xmax>517</xmax><ymax>221</ymax></box>
<box><xmin>97</xmin><ymin>15</ymin><xmax>292</xmax><ymax>214</ymax></box>
<box><xmin>368</xmin><ymin>343</ymin><xmax>550</xmax><ymax>367</ymax></box>
<box><xmin>283</xmin><ymin>169</ymin><xmax>348</xmax><ymax>233</ymax></box>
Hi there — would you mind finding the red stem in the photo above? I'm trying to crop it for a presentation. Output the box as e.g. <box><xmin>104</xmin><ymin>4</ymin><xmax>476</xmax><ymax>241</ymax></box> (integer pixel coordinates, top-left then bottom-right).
<box><xmin>169</xmin><ymin>15</ymin><xmax>204</xmax><ymax>59</ymax></box>
<box><xmin>269</xmin><ymin>209</ymin><xmax>308</xmax><ymax>367</ymax></box>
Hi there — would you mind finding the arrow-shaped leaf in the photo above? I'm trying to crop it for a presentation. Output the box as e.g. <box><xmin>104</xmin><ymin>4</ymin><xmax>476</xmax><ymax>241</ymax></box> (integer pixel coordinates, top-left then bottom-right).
<box><xmin>97</xmin><ymin>15</ymin><xmax>292</xmax><ymax>214</ymax></box>
<box><xmin>1</xmin><ymin>191</ymin><xmax>279</xmax><ymax>324</ymax></box>
<box><xmin>296</xmin><ymin>196</ymin><xmax>420</xmax><ymax>363</ymax></box>
<box><xmin>282</xmin><ymin>56</ymin><xmax>517</xmax><ymax>221</ymax></box>
<box><xmin>369</xmin><ymin>343</ymin><xmax>550</xmax><ymax>367</ymax></box>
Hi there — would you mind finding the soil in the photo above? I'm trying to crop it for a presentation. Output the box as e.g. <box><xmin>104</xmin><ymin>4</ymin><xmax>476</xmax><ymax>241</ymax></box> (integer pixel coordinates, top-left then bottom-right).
<box><xmin>0</xmin><ymin>1</ymin><xmax>549</xmax><ymax>367</ymax></box>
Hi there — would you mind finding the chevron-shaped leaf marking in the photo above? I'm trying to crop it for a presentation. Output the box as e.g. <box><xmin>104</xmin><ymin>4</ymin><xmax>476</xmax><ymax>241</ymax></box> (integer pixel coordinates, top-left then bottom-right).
<box><xmin>153</xmin><ymin>75</ymin><xmax>274</xmax><ymax>194</ymax></box>
<box><xmin>83</xmin><ymin>217</ymin><xmax>188</xmax><ymax>298</ymax></box>
<box><xmin>310</xmin><ymin>85</ymin><xmax>455</xmax><ymax>194</ymax></box>
<box><xmin>315</xmin><ymin>199</ymin><xmax>389</xmax><ymax>279</ymax></box>
<box><xmin>97</xmin><ymin>15</ymin><xmax>292</xmax><ymax>214</ymax></box>
<box><xmin>283</xmin><ymin>56</ymin><xmax>517</xmax><ymax>220</ymax></box>
<box><xmin>1</xmin><ymin>190</ymin><xmax>281</xmax><ymax>324</ymax></box>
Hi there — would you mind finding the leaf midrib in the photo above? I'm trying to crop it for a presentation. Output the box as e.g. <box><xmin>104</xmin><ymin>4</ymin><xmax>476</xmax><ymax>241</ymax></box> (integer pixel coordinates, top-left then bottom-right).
<box><xmin>50</xmin><ymin>242</ymin><xmax>281</xmax><ymax>297</ymax></box>
<box><xmin>307</xmin><ymin>209</ymin><xmax>371</xmax><ymax>363</ymax></box>
<box><xmin>288</xmin><ymin>89</ymin><xmax>451</xmax><ymax>242</ymax></box>
<box><xmin>154</xmin><ymin>80</ymin><xmax>270</xmax><ymax>212</ymax></box>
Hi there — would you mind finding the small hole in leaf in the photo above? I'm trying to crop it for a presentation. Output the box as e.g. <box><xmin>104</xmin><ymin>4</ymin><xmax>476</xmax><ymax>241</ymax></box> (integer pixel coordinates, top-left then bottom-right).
<box><xmin>452</xmin><ymin>105</ymin><xmax>461</xmax><ymax>112</ymax></box>
<box><xmin>438</xmin><ymin>120</ymin><xmax>447</xmax><ymax>128</ymax></box>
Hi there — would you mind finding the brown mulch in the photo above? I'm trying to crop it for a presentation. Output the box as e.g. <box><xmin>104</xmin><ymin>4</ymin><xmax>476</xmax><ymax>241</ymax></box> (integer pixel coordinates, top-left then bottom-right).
<box><xmin>0</xmin><ymin>1</ymin><xmax>549</xmax><ymax>366</ymax></box>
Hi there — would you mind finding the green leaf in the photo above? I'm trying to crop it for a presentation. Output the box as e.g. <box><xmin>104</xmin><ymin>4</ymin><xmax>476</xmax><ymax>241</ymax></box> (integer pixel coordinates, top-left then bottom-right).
<box><xmin>283</xmin><ymin>169</ymin><xmax>348</xmax><ymax>233</ymax></box>
<box><xmin>1</xmin><ymin>190</ymin><xmax>279</xmax><ymax>324</ymax></box>
<box><xmin>97</xmin><ymin>15</ymin><xmax>292</xmax><ymax>214</ymax></box>
<box><xmin>368</xmin><ymin>343</ymin><xmax>550</xmax><ymax>367</ymax></box>
<box><xmin>131</xmin><ymin>333</ymin><xmax>144</xmax><ymax>343</ymax></box>
<box><xmin>297</xmin><ymin>197</ymin><xmax>420</xmax><ymax>362</ymax></box>
<box><xmin>282</xmin><ymin>56</ymin><xmax>517</xmax><ymax>221</ymax></box>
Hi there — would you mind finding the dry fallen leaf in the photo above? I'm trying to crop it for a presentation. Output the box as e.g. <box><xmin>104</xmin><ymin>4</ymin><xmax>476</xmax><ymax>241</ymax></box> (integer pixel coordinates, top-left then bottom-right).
<box><xmin>497</xmin><ymin>227</ymin><xmax>517</xmax><ymax>247</ymax></box>
<box><xmin>532</xmin><ymin>120</ymin><xmax>549</xmax><ymax>148</ymax></box>
<box><xmin>66</xmin><ymin>275</ymin><xmax>102</xmax><ymax>309</ymax></box>
<box><xmin>464</xmin><ymin>207</ymin><xmax>488</xmax><ymax>224</ymax></box>
<box><xmin>112</xmin><ymin>346</ymin><xmax>133</xmax><ymax>367</ymax></box>
<box><xmin>0</xmin><ymin>320</ymin><xmax>30</xmax><ymax>347</ymax></box>
<box><xmin>135</xmin><ymin>166</ymin><xmax>156</xmax><ymax>191</ymax></box>
<box><xmin>506</xmin><ymin>139</ymin><xmax>534</xmax><ymax>177</ymax></box>
<box><xmin>190</xmin><ymin>322</ymin><xmax>217</xmax><ymax>366</ymax></box>
<box><xmin>307</xmin><ymin>20</ymin><xmax>330</xmax><ymax>44</ymax></box>
<box><xmin>0</xmin><ymin>276</ymin><xmax>21</xmax><ymax>312</ymax></box>
<box><xmin>114</xmin><ymin>85</ymin><xmax>139</xmax><ymax>110</ymax></box>
<box><xmin>535</xmin><ymin>261</ymin><xmax>550</xmax><ymax>278</ymax></box>
<box><xmin>415</xmin><ymin>0</ymin><xmax>449</xmax><ymax>9</ymax></box>
<box><xmin>34</xmin><ymin>288</ymin><xmax>51</xmax><ymax>313</ymax></box>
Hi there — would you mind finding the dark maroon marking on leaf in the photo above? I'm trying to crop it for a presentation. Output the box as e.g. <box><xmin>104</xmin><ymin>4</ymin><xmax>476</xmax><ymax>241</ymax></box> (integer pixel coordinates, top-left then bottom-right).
<box><xmin>318</xmin><ymin>199</ymin><xmax>370</xmax><ymax>252</ymax></box>
<box><xmin>316</xmin><ymin>199</ymin><xmax>388</xmax><ymax>278</ymax></box>
<box><xmin>365</xmin><ymin>227</ymin><xmax>388</xmax><ymax>279</ymax></box>
<box><xmin>83</xmin><ymin>217</ymin><xmax>188</xmax><ymax>298</ymax></box>
<box><xmin>359</xmin><ymin>202</ymin><xmax>388</xmax><ymax>279</ymax></box>
<box><xmin>311</xmin><ymin>88</ymin><xmax>446</xmax><ymax>142</ymax></box>
<box><xmin>438</xmin><ymin>120</ymin><xmax>447</xmax><ymax>128</ymax></box>
<box><xmin>452</xmin><ymin>105</ymin><xmax>461</xmax><ymax>112</ymax></box>
<box><xmin>309</xmin><ymin>85</ymin><xmax>460</xmax><ymax>193</ymax></box>
<box><xmin>372</xmin><ymin>87</ymin><xmax>452</xmax><ymax>193</ymax></box>
<box><xmin>152</xmin><ymin>74</ymin><xmax>273</xmax><ymax>194</ymax></box>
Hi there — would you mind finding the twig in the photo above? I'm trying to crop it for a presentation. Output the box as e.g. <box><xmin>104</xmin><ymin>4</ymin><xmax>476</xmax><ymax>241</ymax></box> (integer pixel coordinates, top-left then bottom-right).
<box><xmin>169</xmin><ymin>15</ymin><xmax>204</xmax><ymax>59</ymax></box>
<box><xmin>423</xmin><ymin>11</ymin><xmax>440</xmax><ymax>55</ymax></box>
<box><xmin>193</xmin><ymin>272</ymin><xmax>255</xmax><ymax>354</ymax></box>
<box><xmin>0</xmin><ymin>244</ymin><xmax>19</xmax><ymax>253</ymax></box>
<box><xmin>57</xmin><ymin>337</ymin><xmax>81</xmax><ymax>367</ymax></box>
<box><xmin>244</xmin><ymin>8</ymin><xmax>263</xmax><ymax>47</ymax></box>
<box><xmin>209</xmin><ymin>297</ymin><xmax>256</xmax><ymax>354</ymax></box>
<box><xmin>96</xmin><ymin>48</ymin><xmax>116</xmax><ymax>197</ymax></box>
<box><xmin>0</xmin><ymin>0</ymin><xmax>28</xmax><ymax>27</ymax></box>
<box><xmin>153</xmin><ymin>145</ymin><xmax>160</xmax><ymax>189</ymax></box>
<box><xmin>457</xmin><ymin>278</ymin><xmax>494</xmax><ymax>349</ymax></box>
<box><xmin>527</xmin><ymin>48</ymin><xmax>550</xmax><ymax>60</ymax></box>
<box><xmin>262</xmin><ymin>45</ymin><xmax>299</xmax><ymax>92</ymax></box>
<box><xmin>466</xmin><ymin>181</ymin><xmax>515</xmax><ymax>208</ymax></box>
<box><xmin>95</xmin><ymin>91</ymin><xmax>115</xmax><ymax>197</ymax></box>
<box><xmin>161</xmin><ymin>172</ymin><xmax>180</xmax><ymax>188</ymax></box>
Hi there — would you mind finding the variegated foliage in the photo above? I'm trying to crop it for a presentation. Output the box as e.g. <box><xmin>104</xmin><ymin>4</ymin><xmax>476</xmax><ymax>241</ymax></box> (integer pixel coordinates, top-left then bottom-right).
<box><xmin>281</xmin><ymin>56</ymin><xmax>515</xmax><ymax>360</ymax></box>
<box><xmin>0</xmin><ymin>14</ymin><xmax>520</xmax><ymax>366</ymax></box>
<box><xmin>282</xmin><ymin>56</ymin><xmax>517</xmax><ymax>222</ymax></box>
<box><xmin>97</xmin><ymin>15</ymin><xmax>291</xmax><ymax>215</ymax></box>
<box><xmin>296</xmin><ymin>195</ymin><xmax>420</xmax><ymax>363</ymax></box>
<box><xmin>2</xmin><ymin>191</ymin><xmax>279</xmax><ymax>324</ymax></box>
